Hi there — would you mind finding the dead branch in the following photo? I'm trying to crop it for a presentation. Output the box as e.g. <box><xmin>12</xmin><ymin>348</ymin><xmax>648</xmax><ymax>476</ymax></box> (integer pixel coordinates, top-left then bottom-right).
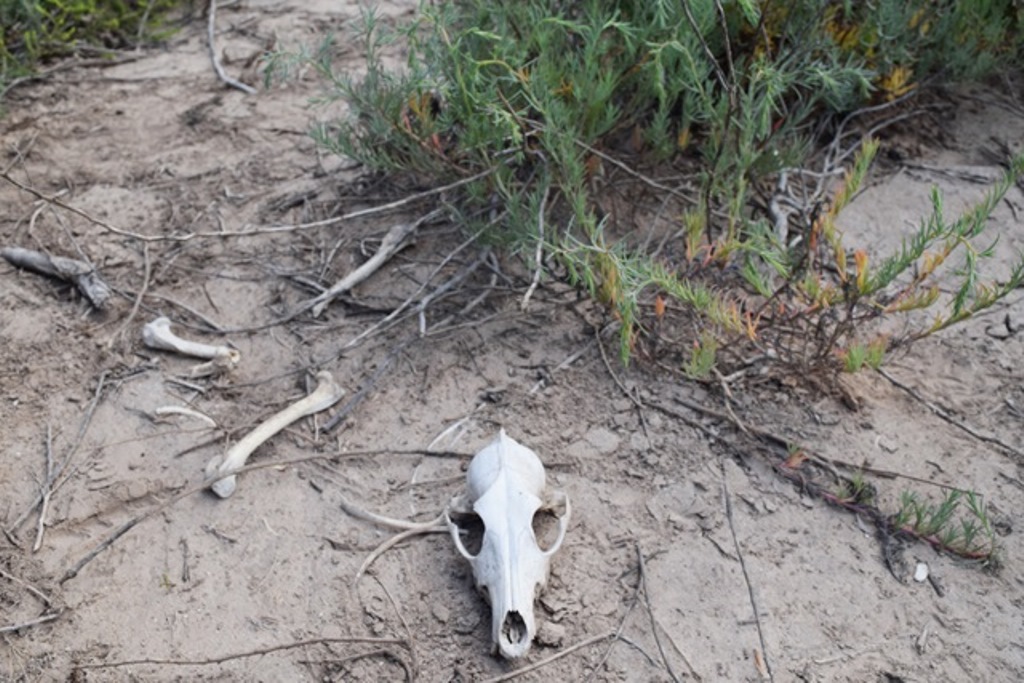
<box><xmin>6</xmin><ymin>372</ymin><xmax>108</xmax><ymax>540</ymax></box>
<box><xmin>635</xmin><ymin>544</ymin><xmax>683</xmax><ymax>683</ymax></box>
<box><xmin>878</xmin><ymin>367</ymin><xmax>1024</xmax><ymax>462</ymax></box>
<box><xmin>0</xmin><ymin>610</ymin><xmax>63</xmax><ymax>635</ymax></box>
<box><xmin>720</xmin><ymin>463</ymin><xmax>773</xmax><ymax>682</ymax></box>
<box><xmin>32</xmin><ymin>423</ymin><xmax>54</xmax><ymax>552</ymax></box>
<box><xmin>1</xmin><ymin>169</ymin><xmax>492</xmax><ymax>243</ymax></box>
<box><xmin>75</xmin><ymin>636</ymin><xmax>407</xmax><ymax>669</ymax></box>
<box><xmin>206</xmin><ymin>0</ymin><xmax>257</xmax><ymax>95</ymax></box>
<box><xmin>1</xmin><ymin>246</ymin><xmax>111</xmax><ymax>309</ymax></box>
<box><xmin>107</xmin><ymin>242</ymin><xmax>152</xmax><ymax>349</ymax></box>
<box><xmin>59</xmin><ymin>447</ymin><xmax>470</xmax><ymax>583</ymax></box>
<box><xmin>479</xmin><ymin>631</ymin><xmax>615</xmax><ymax>683</ymax></box>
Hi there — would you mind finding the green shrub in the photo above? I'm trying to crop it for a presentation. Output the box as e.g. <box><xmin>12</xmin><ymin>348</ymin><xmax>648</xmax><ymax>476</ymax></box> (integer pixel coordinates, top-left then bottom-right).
<box><xmin>1</xmin><ymin>0</ymin><xmax>183</xmax><ymax>92</ymax></box>
<box><xmin>295</xmin><ymin>0</ymin><xmax>1023</xmax><ymax>367</ymax></box>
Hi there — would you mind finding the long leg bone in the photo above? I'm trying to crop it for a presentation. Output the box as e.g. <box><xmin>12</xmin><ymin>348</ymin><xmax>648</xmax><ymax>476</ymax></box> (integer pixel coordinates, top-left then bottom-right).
<box><xmin>142</xmin><ymin>317</ymin><xmax>240</xmax><ymax>376</ymax></box>
<box><xmin>445</xmin><ymin>430</ymin><xmax>571</xmax><ymax>659</ymax></box>
<box><xmin>204</xmin><ymin>371</ymin><xmax>345</xmax><ymax>498</ymax></box>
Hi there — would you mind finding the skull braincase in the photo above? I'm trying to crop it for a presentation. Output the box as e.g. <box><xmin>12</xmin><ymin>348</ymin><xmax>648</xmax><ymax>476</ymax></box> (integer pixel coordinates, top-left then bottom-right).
<box><xmin>448</xmin><ymin>429</ymin><xmax>570</xmax><ymax>659</ymax></box>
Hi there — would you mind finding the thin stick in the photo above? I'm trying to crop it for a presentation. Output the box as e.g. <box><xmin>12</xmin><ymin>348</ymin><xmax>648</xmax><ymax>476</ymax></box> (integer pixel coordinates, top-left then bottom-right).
<box><xmin>306</xmin><ymin>209</ymin><xmax>443</xmax><ymax>318</ymax></box>
<box><xmin>521</xmin><ymin>186</ymin><xmax>549</xmax><ymax>311</ymax></box>
<box><xmin>60</xmin><ymin>448</ymin><xmax>469</xmax><ymax>583</ymax></box>
<box><xmin>369</xmin><ymin>574</ymin><xmax>420</xmax><ymax>677</ymax></box>
<box><xmin>353</xmin><ymin>516</ymin><xmax>448</xmax><ymax>584</ymax></box>
<box><xmin>206</xmin><ymin>0</ymin><xmax>257</xmax><ymax>95</ymax></box>
<box><xmin>0</xmin><ymin>568</ymin><xmax>54</xmax><ymax>607</ymax></box>
<box><xmin>878</xmin><ymin>367</ymin><xmax>1024</xmax><ymax>461</ymax></box>
<box><xmin>76</xmin><ymin>636</ymin><xmax>406</xmax><ymax>669</ymax></box>
<box><xmin>7</xmin><ymin>372</ymin><xmax>108</xmax><ymax>537</ymax></box>
<box><xmin>1</xmin><ymin>169</ymin><xmax>493</xmax><ymax>243</ymax></box>
<box><xmin>585</xmin><ymin>550</ymin><xmax>644</xmax><ymax>682</ymax></box>
<box><xmin>480</xmin><ymin>631</ymin><xmax>615</xmax><ymax>683</ymax></box>
<box><xmin>32</xmin><ymin>423</ymin><xmax>54</xmax><ymax>552</ymax></box>
<box><xmin>636</xmin><ymin>544</ymin><xmax>682</xmax><ymax>683</ymax></box>
<box><xmin>721</xmin><ymin>462</ymin><xmax>773</xmax><ymax>682</ymax></box>
<box><xmin>0</xmin><ymin>611</ymin><xmax>62</xmax><ymax>635</ymax></box>
<box><xmin>107</xmin><ymin>242</ymin><xmax>152</xmax><ymax>349</ymax></box>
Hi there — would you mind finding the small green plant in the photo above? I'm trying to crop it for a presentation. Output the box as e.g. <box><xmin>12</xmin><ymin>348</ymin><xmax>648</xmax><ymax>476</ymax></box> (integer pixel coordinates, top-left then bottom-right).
<box><xmin>892</xmin><ymin>490</ymin><xmax>997</xmax><ymax>561</ymax></box>
<box><xmin>682</xmin><ymin>331</ymin><xmax>719</xmax><ymax>380</ymax></box>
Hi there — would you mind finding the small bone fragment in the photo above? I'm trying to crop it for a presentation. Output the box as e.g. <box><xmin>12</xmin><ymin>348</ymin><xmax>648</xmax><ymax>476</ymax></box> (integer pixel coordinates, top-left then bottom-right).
<box><xmin>913</xmin><ymin>562</ymin><xmax>929</xmax><ymax>583</ymax></box>
<box><xmin>204</xmin><ymin>371</ymin><xmax>344</xmax><ymax>497</ymax></box>
<box><xmin>153</xmin><ymin>406</ymin><xmax>218</xmax><ymax>428</ymax></box>
<box><xmin>142</xmin><ymin>317</ymin><xmax>240</xmax><ymax>371</ymax></box>
<box><xmin>2</xmin><ymin>246</ymin><xmax>111</xmax><ymax>309</ymax></box>
<box><xmin>445</xmin><ymin>429</ymin><xmax>571</xmax><ymax>659</ymax></box>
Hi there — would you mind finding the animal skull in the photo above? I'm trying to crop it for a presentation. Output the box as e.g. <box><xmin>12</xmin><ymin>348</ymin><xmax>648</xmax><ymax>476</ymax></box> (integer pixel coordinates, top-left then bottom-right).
<box><xmin>445</xmin><ymin>430</ymin><xmax>570</xmax><ymax>659</ymax></box>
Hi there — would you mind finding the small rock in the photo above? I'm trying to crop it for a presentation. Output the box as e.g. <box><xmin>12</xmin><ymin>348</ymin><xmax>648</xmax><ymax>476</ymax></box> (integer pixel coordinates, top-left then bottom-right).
<box><xmin>585</xmin><ymin>427</ymin><xmax>621</xmax><ymax>455</ymax></box>
<box><xmin>536</xmin><ymin>621</ymin><xmax>566</xmax><ymax>648</ymax></box>
<box><xmin>431</xmin><ymin>603</ymin><xmax>450</xmax><ymax>624</ymax></box>
<box><xmin>914</xmin><ymin>562</ymin><xmax>929</xmax><ymax>583</ymax></box>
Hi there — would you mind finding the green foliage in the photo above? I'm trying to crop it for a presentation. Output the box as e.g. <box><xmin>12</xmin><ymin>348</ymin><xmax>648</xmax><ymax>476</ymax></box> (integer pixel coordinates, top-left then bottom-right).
<box><xmin>893</xmin><ymin>489</ymin><xmax>997</xmax><ymax>561</ymax></box>
<box><xmin>682</xmin><ymin>331</ymin><xmax>719</xmax><ymax>380</ymax></box>
<box><xmin>299</xmin><ymin>0</ymin><xmax>1023</xmax><ymax>367</ymax></box>
<box><xmin>0</xmin><ymin>0</ymin><xmax>183</xmax><ymax>93</ymax></box>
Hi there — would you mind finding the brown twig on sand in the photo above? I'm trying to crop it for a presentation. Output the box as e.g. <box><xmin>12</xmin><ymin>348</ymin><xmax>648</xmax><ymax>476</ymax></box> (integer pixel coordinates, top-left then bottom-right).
<box><xmin>59</xmin><ymin>448</ymin><xmax>469</xmax><ymax>583</ymax></box>
<box><xmin>301</xmin><ymin>648</ymin><xmax>414</xmax><ymax>682</ymax></box>
<box><xmin>368</xmin><ymin>574</ymin><xmax>420</xmax><ymax>677</ymax></box>
<box><xmin>31</xmin><ymin>423</ymin><xmax>54</xmax><ymax>552</ymax></box>
<box><xmin>107</xmin><ymin>242</ymin><xmax>152</xmax><ymax>349</ymax></box>
<box><xmin>0</xmin><ymin>611</ymin><xmax>63</xmax><ymax>635</ymax></box>
<box><xmin>1</xmin><ymin>169</ymin><xmax>492</xmax><ymax>243</ymax></box>
<box><xmin>206</xmin><ymin>0</ymin><xmax>257</xmax><ymax>95</ymax></box>
<box><xmin>585</xmin><ymin>548</ymin><xmax>644</xmax><ymax>682</ymax></box>
<box><xmin>6</xmin><ymin>372</ymin><xmax>108</xmax><ymax>540</ymax></box>
<box><xmin>75</xmin><ymin>636</ymin><xmax>407</xmax><ymax>669</ymax></box>
<box><xmin>635</xmin><ymin>545</ymin><xmax>683</xmax><ymax>683</ymax></box>
<box><xmin>720</xmin><ymin>463</ymin><xmax>773</xmax><ymax>682</ymax></box>
<box><xmin>877</xmin><ymin>367</ymin><xmax>1024</xmax><ymax>462</ymax></box>
<box><xmin>480</xmin><ymin>631</ymin><xmax>616</xmax><ymax>683</ymax></box>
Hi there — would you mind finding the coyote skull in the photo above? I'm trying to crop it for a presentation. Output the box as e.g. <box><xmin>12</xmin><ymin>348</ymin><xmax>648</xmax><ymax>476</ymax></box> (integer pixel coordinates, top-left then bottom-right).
<box><xmin>445</xmin><ymin>430</ymin><xmax>570</xmax><ymax>659</ymax></box>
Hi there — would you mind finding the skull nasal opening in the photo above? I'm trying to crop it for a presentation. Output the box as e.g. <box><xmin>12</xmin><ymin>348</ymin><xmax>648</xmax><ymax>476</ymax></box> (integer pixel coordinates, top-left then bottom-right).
<box><xmin>501</xmin><ymin>610</ymin><xmax>528</xmax><ymax>645</ymax></box>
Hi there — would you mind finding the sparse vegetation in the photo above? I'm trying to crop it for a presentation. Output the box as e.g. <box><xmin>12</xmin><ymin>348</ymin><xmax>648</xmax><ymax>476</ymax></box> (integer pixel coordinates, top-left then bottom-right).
<box><xmin>282</xmin><ymin>0</ymin><xmax>1022</xmax><ymax>567</ymax></box>
<box><xmin>0</xmin><ymin>0</ymin><xmax>184</xmax><ymax>98</ymax></box>
<box><xmin>299</xmin><ymin>0</ymin><xmax>1024</xmax><ymax>370</ymax></box>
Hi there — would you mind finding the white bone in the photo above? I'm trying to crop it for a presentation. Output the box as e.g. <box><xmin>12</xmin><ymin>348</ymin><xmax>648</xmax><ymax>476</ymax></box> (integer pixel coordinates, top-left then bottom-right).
<box><xmin>204</xmin><ymin>371</ymin><xmax>345</xmax><ymax>498</ymax></box>
<box><xmin>142</xmin><ymin>317</ymin><xmax>240</xmax><ymax>368</ymax></box>
<box><xmin>153</xmin><ymin>405</ymin><xmax>218</xmax><ymax>428</ymax></box>
<box><xmin>445</xmin><ymin>430</ymin><xmax>570</xmax><ymax>659</ymax></box>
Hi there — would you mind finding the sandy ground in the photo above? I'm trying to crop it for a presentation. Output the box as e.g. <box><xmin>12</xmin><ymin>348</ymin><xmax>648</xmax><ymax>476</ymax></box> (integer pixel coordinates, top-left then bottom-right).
<box><xmin>2</xmin><ymin>3</ymin><xmax>1023</xmax><ymax>681</ymax></box>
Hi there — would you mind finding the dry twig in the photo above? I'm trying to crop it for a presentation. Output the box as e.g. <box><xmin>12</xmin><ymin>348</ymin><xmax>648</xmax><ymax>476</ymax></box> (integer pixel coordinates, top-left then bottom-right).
<box><xmin>206</xmin><ymin>0</ymin><xmax>257</xmax><ymax>95</ymax></box>
<box><xmin>59</xmin><ymin>447</ymin><xmax>468</xmax><ymax>583</ymax></box>
<box><xmin>75</xmin><ymin>636</ymin><xmax>407</xmax><ymax>669</ymax></box>
<box><xmin>878</xmin><ymin>367</ymin><xmax>1024</xmax><ymax>462</ymax></box>
<box><xmin>720</xmin><ymin>462</ymin><xmax>773</xmax><ymax>682</ymax></box>
<box><xmin>480</xmin><ymin>631</ymin><xmax>616</xmax><ymax>683</ymax></box>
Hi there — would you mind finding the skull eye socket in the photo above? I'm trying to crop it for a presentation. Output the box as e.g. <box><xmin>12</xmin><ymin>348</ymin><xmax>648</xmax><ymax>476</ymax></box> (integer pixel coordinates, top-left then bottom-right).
<box><xmin>531</xmin><ymin>508</ymin><xmax>562</xmax><ymax>552</ymax></box>
<box><xmin>450</xmin><ymin>511</ymin><xmax>485</xmax><ymax>557</ymax></box>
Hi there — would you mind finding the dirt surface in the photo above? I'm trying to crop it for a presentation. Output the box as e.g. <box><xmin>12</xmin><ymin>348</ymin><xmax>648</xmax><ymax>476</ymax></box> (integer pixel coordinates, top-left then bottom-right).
<box><xmin>2</xmin><ymin>3</ymin><xmax>1024</xmax><ymax>682</ymax></box>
